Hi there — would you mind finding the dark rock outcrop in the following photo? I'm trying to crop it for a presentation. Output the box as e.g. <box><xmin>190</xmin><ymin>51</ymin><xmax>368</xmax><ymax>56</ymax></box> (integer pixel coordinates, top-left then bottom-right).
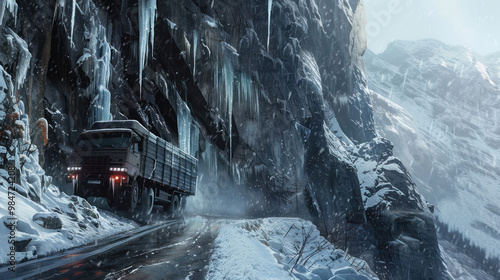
<box><xmin>33</xmin><ymin>213</ymin><xmax>63</xmax><ymax>230</ymax></box>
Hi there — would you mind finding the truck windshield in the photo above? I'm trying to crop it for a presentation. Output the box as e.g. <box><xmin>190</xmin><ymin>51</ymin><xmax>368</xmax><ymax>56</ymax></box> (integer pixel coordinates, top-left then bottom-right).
<box><xmin>77</xmin><ymin>132</ymin><xmax>131</xmax><ymax>150</ymax></box>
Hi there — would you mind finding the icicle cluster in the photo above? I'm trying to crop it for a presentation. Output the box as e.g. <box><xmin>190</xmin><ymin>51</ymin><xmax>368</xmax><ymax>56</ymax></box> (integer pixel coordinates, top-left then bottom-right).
<box><xmin>159</xmin><ymin>76</ymin><xmax>199</xmax><ymax>156</ymax></box>
<box><xmin>4</xmin><ymin>28</ymin><xmax>31</xmax><ymax>92</ymax></box>
<box><xmin>138</xmin><ymin>0</ymin><xmax>157</xmax><ymax>96</ymax></box>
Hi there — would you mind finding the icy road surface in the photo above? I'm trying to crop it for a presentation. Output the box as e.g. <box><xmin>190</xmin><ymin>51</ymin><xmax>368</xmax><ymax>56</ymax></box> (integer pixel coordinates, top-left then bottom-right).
<box><xmin>0</xmin><ymin>216</ymin><xmax>217</xmax><ymax>280</ymax></box>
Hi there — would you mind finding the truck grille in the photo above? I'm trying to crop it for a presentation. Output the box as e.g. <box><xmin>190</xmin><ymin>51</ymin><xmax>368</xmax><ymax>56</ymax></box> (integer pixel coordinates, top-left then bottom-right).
<box><xmin>83</xmin><ymin>156</ymin><xmax>109</xmax><ymax>179</ymax></box>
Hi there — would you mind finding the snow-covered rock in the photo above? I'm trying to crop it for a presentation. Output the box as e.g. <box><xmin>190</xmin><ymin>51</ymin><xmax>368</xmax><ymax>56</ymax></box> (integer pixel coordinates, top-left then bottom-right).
<box><xmin>352</xmin><ymin>137</ymin><xmax>449</xmax><ymax>279</ymax></box>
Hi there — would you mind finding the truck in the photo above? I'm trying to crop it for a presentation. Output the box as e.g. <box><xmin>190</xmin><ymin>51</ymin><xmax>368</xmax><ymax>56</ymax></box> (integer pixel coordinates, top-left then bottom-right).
<box><xmin>66</xmin><ymin>120</ymin><xmax>197</xmax><ymax>215</ymax></box>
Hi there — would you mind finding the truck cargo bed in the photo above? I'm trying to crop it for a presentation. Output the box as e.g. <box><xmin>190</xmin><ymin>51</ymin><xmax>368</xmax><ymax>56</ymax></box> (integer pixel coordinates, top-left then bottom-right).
<box><xmin>142</xmin><ymin>133</ymin><xmax>197</xmax><ymax>195</ymax></box>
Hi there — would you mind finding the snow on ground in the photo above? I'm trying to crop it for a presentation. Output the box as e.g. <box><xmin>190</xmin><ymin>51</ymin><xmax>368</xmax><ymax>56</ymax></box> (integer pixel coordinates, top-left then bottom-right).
<box><xmin>207</xmin><ymin>218</ymin><xmax>377</xmax><ymax>280</ymax></box>
<box><xmin>0</xmin><ymin>174</ymin><xmax>137</xmax><ymax>264</ymax></box>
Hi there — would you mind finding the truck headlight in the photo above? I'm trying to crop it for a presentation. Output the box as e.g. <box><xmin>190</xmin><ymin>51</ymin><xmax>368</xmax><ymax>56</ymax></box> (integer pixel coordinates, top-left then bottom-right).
<box><xmin>109</xmin><ymin>167</ymin><xmax>128</xmax><ymax>172</ymax></box>
<box><xmin>67</xmin><ymin>167</ymin><xmax>81</xmax><ymax>171</ymax></box>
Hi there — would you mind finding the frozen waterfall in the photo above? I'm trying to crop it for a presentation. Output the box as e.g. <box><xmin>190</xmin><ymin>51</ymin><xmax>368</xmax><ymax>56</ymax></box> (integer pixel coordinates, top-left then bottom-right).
<box><xmin>89</xmin><ymin>25</ymin><xmax>112</xmax><ymax>123</ymax></box>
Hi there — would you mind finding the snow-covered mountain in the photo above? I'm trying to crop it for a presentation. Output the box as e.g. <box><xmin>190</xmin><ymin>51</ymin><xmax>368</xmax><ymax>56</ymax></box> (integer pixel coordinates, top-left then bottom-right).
<box><xmin>365</xmin><ymin>39</ymin><xmax>500</xmax><ymax>259</ymax></box>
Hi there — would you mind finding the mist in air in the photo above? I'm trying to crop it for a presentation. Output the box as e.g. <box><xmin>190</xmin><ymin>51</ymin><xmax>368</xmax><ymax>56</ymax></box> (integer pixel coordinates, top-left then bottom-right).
<box><xmin>364</xmin><ymin>0</ymin><xmax>500</xmax><ymax>55</ymax></box>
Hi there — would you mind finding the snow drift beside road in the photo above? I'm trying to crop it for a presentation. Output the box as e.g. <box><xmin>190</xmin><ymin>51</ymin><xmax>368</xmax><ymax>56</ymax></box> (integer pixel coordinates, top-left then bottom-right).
<box><xmin>0</xmin><ymin>178</ymin><xmax>136</xmax><ymax>264</ymax></box>
<box><xmin>207</xmin><ymin>218</ymin><xmax>377</xmax><ymax>280</ymax></box>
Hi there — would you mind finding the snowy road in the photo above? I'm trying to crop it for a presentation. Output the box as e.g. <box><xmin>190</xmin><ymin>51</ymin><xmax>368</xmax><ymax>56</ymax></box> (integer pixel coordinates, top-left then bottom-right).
<box><xmin>0</xmin><ymin>216</ymin><xmax>218</xmax><ymax>280</ymax></box>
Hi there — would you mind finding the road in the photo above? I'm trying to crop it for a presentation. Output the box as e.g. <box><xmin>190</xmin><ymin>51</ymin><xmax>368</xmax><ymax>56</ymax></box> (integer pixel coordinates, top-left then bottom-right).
<box><xmin>0</xmin><ymin>215</ymin><xmax>219</xmax><ymax>280</ymax></box>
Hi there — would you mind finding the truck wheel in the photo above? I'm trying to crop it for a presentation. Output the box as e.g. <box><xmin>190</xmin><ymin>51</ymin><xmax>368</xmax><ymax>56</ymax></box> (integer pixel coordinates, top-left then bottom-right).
<box><xmin>129</xmin><ymin>181</ymin><xmax>139</xmax><ymax>211</ymax></box>
<box><xmin>164</xmin><ymin>195</ymin><xmax>180</xmax><ymax>214</ymax></box>
<box><xmin>140</xmin><ymin>187</ymin><xmax>155</xmax><ymax>215</ymax></box>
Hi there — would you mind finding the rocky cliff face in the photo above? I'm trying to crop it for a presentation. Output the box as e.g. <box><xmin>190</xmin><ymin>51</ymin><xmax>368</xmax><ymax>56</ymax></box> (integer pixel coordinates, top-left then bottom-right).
<box><xmin>1</xmin><ymin>1</ymin><xmax>449</xmax><ymax>278</ymax></box>
<box><xmin>365</xmin><ymin>40</ymin><xmax>500</xmax><ymax>260</ymax></box>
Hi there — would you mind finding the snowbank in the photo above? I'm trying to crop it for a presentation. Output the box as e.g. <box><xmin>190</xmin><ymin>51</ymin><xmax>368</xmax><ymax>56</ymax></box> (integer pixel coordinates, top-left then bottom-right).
<box><xmin>0</xmin><ymin>178</ymin><xmax>136</xmax><ymax>264</ymax></box>
<box><xmin>207</xmin><ymin>218</ymin><xmax>377</xmax><ymax>280</ymax></box>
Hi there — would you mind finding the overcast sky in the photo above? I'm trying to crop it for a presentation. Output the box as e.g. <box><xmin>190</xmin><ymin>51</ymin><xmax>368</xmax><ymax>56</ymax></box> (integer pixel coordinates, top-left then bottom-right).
<box><xmin>364</xmin><ymin>0</ymin><xmax>500</xmax><ymax>55</ymax></box>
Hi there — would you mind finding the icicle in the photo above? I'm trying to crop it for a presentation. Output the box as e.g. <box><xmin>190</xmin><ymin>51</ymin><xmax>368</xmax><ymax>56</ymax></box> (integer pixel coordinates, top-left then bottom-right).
<box><xmin>138</xmin><ymin>0</ymin><xmax>157</xmax><ymax>97</ymax></box>
<box><xmin>267</xmin><ymin>0</ymin><xmax>273</xmax><ymax>51</ymax></box>
<box><xmin>220</xmin><ymin>43</ymin><xmax>237</xmax><ymax>159</ymax></box>
<box><xmin>177</xmin><ymin>96</ymin><xmax>191</xmax><ymax>154</ymax></box>
<box><xmin>0</xmin><ymin>3</ymin><xmax>5</xmax><ymax>26</ymax></box>
<box><xmin>193</xmin><ymin>30</ymin><xmax>197</xmax><ymax>78</ymax></box>
<box><xmin>70</xmin><ymin>0</ymin><xmax>76</xmax><ymax>47</ymax></box>
<box><xmin>223</xmin><ymin>55</ymin><xmax>234</xmax><ymax>162</ymax></box>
